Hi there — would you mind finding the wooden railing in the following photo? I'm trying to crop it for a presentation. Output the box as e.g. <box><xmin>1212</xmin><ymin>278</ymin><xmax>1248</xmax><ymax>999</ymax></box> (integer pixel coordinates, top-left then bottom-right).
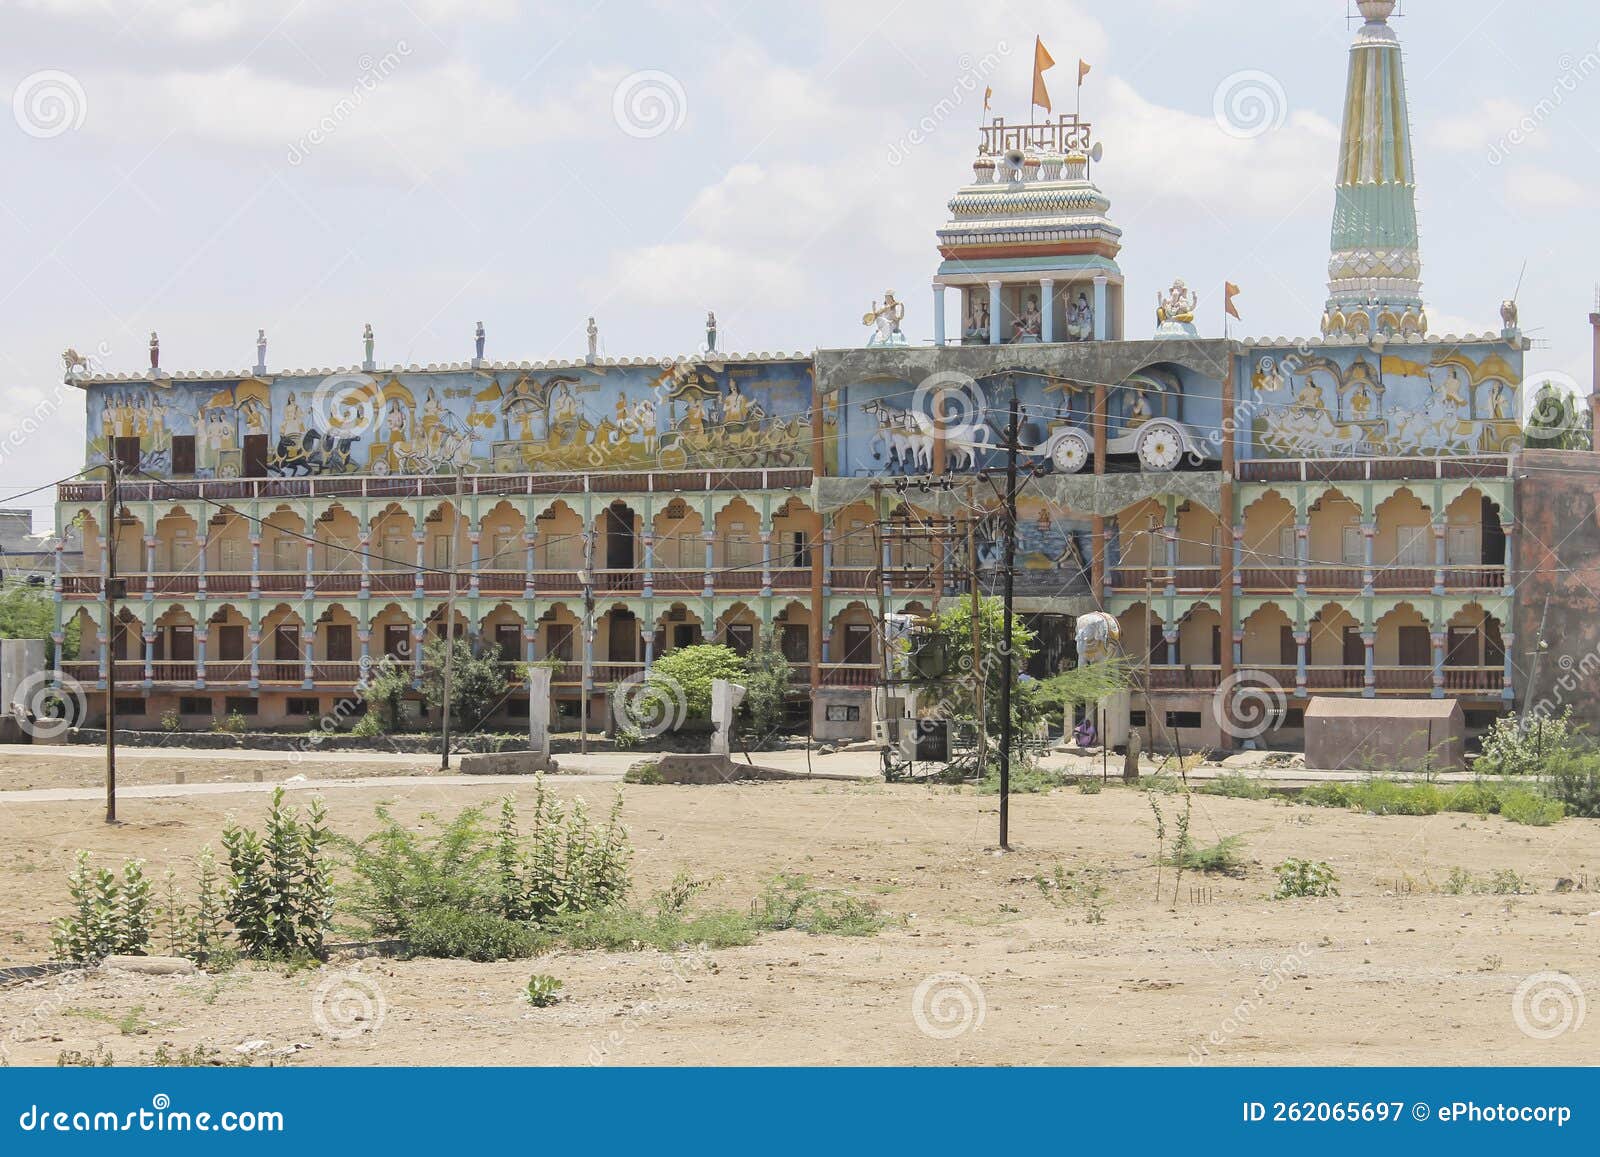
<box><xmin>59</xmin><ymin>467</ymin><xmax>815</xmax><ymax>505</ymax></box>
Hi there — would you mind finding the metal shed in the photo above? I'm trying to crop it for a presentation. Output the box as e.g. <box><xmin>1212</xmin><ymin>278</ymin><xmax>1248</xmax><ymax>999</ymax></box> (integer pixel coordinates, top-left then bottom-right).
<box><xmin>1303</xmin><ymin>697</ymin><xmax>1466</xmax><ymax>775</ymax></box>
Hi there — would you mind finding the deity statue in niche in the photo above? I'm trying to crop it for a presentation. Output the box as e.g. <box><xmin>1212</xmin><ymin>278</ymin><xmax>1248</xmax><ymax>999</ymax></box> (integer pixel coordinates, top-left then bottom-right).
<box><xmin>1065</xmin><ymin>292</ymin><xmax>1094</xmax><ymax>342</ymax></box>
<box><xmin>1011</xmin><ymin>294</ymin><xmax>1042</xmax><ymax>343</ymax></box>
<box><xmin>863</xmin><ymin>290</ymin><xmax>907</xmax><ymax>347</ymax></box>
<box><xmin>963</xmin><ymin>295</ymin><xmax>991</xmax><ymax>344</ymax></box>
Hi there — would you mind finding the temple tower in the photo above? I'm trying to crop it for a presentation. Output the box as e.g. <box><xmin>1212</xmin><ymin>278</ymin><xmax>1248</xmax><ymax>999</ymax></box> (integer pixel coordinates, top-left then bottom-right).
<box><xmin>1321</xmin><ymin>0</ymin><xmax>1426</xmax><ymax>339</ymax></box>
<box><xmin>932</xmin><ymin>114</ymin><xmax>1124</xmax><ymax>346</ymax></box>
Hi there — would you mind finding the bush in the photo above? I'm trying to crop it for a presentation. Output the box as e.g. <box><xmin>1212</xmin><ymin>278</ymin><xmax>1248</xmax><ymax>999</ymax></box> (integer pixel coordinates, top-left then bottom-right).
<box><xmin>406</xmin><ymin>906</ymin><xmax>540</xmax><ymax>961</ymax></box>
<box><xmin>524</xmin><ymin>974</ymin><xmax>564</xmax><ymax>1007</ymax></box>
<box><xmin>422</xmin><ymin>636</ymin><xmax>510</xmax><ymax>732</ymax></box>
<box><xmin>1198</xmin><ymin>773</ymin><xmax>1271</xmax><ymax>800</ymax></box>
<box><xmin>51</xmin><ymin>853</ymin><xmax>153</xmax><ymax>962</ymax></box>
<box><xmin>1273</xmin><ymin>859</ymin><xmax>1339</xmax><ymax>899</ymax></box>
<box><xmin>211</xmin><ymin>710</ymin><xmax>249</xmax><ymax>735</ymax></box>
<box><xmin>751</xmin><ymin>873</ymin><xmax>887</xmax><ymax>936</ymax></box>
<box><xmin>1172</xmin><ymin>835</ymin><xmax>1247</xmax><ymax>875</ymax></box>
<box><xmin>1543</xmin><ymin>749</ymin><xmax>1600</xmax><ymax>818</ymax></box>
<box><xmin>977</xmin><ymin>765</ymin><xmax>1068</xmax><ymax>795</ymax></box>
<box><xmin>1498</xmin><ymin>788</ymin><xmax>1563</xmax><ymax>827</ymax></box>
<box><xmin>1474</xmin><ymin>709</ymin><xmax>1576</xmax><ymax>776</ymax></box>
<box><xmin>222</xmin><ymin>788</ymin><xmax>332</xmax><ymax>960</ymax></box>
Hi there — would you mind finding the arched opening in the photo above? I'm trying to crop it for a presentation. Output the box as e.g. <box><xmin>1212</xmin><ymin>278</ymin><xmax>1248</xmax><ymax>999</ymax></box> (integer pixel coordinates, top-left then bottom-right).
<box><xmin>1241</xmin><ymin>603</ymin><xmax>1293</xmax><ymax>668</ymax></box>
<box><xmin>598</xmin><ymin>501</ymin><xmax>640</xmax><ymax>573</ymax></box>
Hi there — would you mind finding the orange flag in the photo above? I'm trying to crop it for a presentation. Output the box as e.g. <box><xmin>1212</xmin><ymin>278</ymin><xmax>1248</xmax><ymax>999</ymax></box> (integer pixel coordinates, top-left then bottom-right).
<box><xmin>1032</xmin><ymin>37</ymin><xmax>1056</xmax><ymax>113</ymax></box>
<box><xmin>983</xmin><ymin>85</ymin><xmax>992</xmax><ymax>112</ymax></box>
<box><xmin>1225</xmin><ymin>282</ymin><xmax>1242</xmax><ymax>320</ymax></box>
<box><xmin>1078</xmin><ymin>59</ymin><xmax>1092</xmax><ymax>86</ymax></box>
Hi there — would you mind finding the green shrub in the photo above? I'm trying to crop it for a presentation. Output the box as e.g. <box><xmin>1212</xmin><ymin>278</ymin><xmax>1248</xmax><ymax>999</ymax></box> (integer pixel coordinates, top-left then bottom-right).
<box><xmin>1199</xmin><ymin>773</ymin><xmax>1270</xmax><ymax>800</ymax></box>
<box><xmin>51</xmin><ymin>852</ymin><xmax>153</xmax><ymax>962</ymax></box>
<box><xmin>1498</xmin><ymin>788</ymin><xmax>1563</xmax><ymax>827</ymax></box>
<box><xmin>160</xmin><ymin>708</ymin><xmax>181</xmax><ymax>733</ymax></box>
<box><xmin>1273</xmin><ymin>859</ymin><xmax>1339</xmax><ymax>899</ymax></box>
<box><xmin>1542</xmin><ymin>749</ymin><xmax>1600</xmax><ymax>818</ymax></box>
<box><xmin>1172</xmin><ymin>835</ymin><xmax>1247</xmax><ymax>875</ymax></box>
<box><xmin>1443</xmin><ymin>867</ymin><xmax>1531</xmax><ymax>895</ymax></box>
<box><xmin>211</xmin><ymin>710</ymin><xmax>250</xmax><ymax>735</ymax></box>
<box><xmin>552</xmin><ymin>905</ymin><xmax>757</xmax><ymax>952</ymax></box>
<box><xmin>406</xmin><ymin>906</ymin><xmax>540</xmax><ymax>961</ymax></box>
<box><xmin>222</xmin><ymin>788</ymin><xmax>331</xmax><ymax>960</ymax></box>
<box><xmin>523</xmin><ymin>974</ymin><xmax>564</xmax><ymax>1007</ymax></box>
<box><xmin>977</xmin><ymin>765</ymin><xmax>1067</xmax><ymax>794</ymax></box>
<box><xmin>1077</xmin><ymin>777</ymin><xmax>1103</xmax><ymax>795</ymax></box>
<box><xmin>750</xmin><ymin>873</ymin><xmax>887</xmax><ymax>936</ymax></box>
<box><xmin>1474</xmin><ymin>709</ymin><xmax>1576</xmax><ymax>776</ymax></box>
<box><xmin>1441</xmin><ymin>782</ymin><xmax>1503</xmax><ymax>815</ymax></box>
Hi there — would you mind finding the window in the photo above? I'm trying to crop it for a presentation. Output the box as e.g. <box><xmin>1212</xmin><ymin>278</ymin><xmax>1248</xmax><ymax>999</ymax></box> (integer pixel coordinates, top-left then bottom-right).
<box><xmin>1278</xmin><ymin>527</ymin><xmax>1298</xmax><ymax>567</ymax></box>
<box><xmin>286</xmin><ymin>697</ymin><xmax>320</xmax><ymax>716</ymax></box>
<box><xmin>242</xmin><ymin>433</ymin><xmax>269</xmax><ymax>478</ymax></box>
<box><xmin>1165</xmin><ymin>711</ymin><xmax>1203</xmax><ymax>729</ymax></box>
<box><xmin>671</xmin><ymin>624</ymin><xmax>700</xmax><ymax>649</ymax></box>
<box><xmin>504</xmin><ymin>698</ymin><xmax>529</xmax><ymax>719</ymax></box>
<box><xmin>171</xmin><ymin>435</ymin><xmax>196</xmax><ymax>475</ymax></box>
<box><xmin>1447</xmin><ymin>525</ymin><xmax>1478</xmax><ymax>566</ymax></box>
<box><xmin>114</xmin><ymin>697</ymin><xmax>145</xmax><ymax>716</ymax></box>
<box><xmin>1396</xmin><ymin>526</ymin><xmax>1430</xmax><ymax>567</ymax></box>
<box><xmin>1446</xmin><ymin>627</ymin><xmax>1479</xmax><ymax>667</ymax></box>
<box><xmin>1397</xmin><ymin>625</ymin><xmax>1431</xmax><ymax>666</ymax></box>
<box><xmin>219</xmin><ymin>538</ymin><xmax>243</xmax><ymax>571</ymax></box>
<box><xmin>1281</xmin><ymin>708</ymin><xmax>1306</xmax><ymax>728</ymax></box>
<box><xmin>384</xmin><ymin>625</ymin><xmax>412</xmax><ymax>659</ymax></box>
<box><xmin>726</xmin><ymin>623</ymin><xmax>754</xmax><ymax>656</ymax></box>
<box><xmin>495</xmin><ymin>625</ymin><xmax>522</xmax><ymax>661</ymax></box>
<box><xmin>168</xmin><ymin>626</ymin><xmax>194</xmax><ymax>661</ymax></box>
<box><xmin>432</xmin><ymin>536</ymin><xmax>452</xmax><ymax>569</ymax></box>
<box><xmin>1129</xmin><ymin>710</ymin><xmax>1147</xmax><ymax>728</ymax></box>
<box><xmin>1341</xmin><ymin>525</ymin><xmax>1364</xmax><ymax>565</ymax></box>
<box><xmin>179</xmin><ymin>696</ymin><xmax>211</xmax><ymax>715</ymax></box>
<box><xmin>1342</xmin><ymin>626</ymin><xmax>1364</xmax><ymax>667</ymax></box>
<box><xmin>843</xmin><ymin>624</ymin><xmax>873</xmax><ymax>664</ymax></box>
<box><xmin>217</xmin><ymin>625</ymin><xmax>245</xmax><ymax>662</ymax></box>
<box><xmin>225</xmin><ymin>696</ymin><xmax>259</xmax><ymax>716</ymax></box>
<box><xmin>825</xmin><ymin>704</ymin><xmax>861</xmax><ymax>722</ymax></box>
<box><xmin>325</xmin><ymin>625</ymin><xmax>353</xmax><ymax>662</ymax></box>
<box><xmin>273</xmin><ymin>539</ymin><xmax>299</xmax><ymax>571</ymax></box>
<box><xmin>112</xmin><ymin>436</ymin><xmax>141</xmax><ymax>473</ymax></box>
<box><xmin>1279</xmin><ymin>625</ymin><xmax>1296</xmax><ymax>666</ymax></box>
<box><xmin>789</xmin><ymin>531</ymin><xmax>810</xmax><ymax>568</ymax></box>
<box><xmin>547</xmin><ymin>624</ymin><xmax>574</xmax><ymax>661</ymax></box>
<box><xmin>781</xmin><ymin>624</ymin><xmax>809</xmax><ymax>663</ymax></box>
<box><xmin>273</xmin><ymin>625</ymin><xmax>301</xmax><ymax>661</ymax></box>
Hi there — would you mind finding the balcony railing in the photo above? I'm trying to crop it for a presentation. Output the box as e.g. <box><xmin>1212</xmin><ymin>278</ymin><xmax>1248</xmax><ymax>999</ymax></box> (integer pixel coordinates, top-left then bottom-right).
<box><xmin>59</xmin><ymin>467</ymin><xmax>815</xmax><ymax>506</ymax></box>
<box><xmin>1236</xmin><ymin>455</ymin><xmax>1511</xmax><ymax>484</ymax></box>
<box><xmin>1111</xmin><ymin>564</ymin><xmax>1509</xmax><ymax>594</ymax></box>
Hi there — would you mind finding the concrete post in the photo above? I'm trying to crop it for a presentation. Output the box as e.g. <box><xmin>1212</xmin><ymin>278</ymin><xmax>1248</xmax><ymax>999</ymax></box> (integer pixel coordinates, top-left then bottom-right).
<box><xmin>1092</xmin><ymin>275</ymin><xmax>1109</xmax><ymax>340</ymax></box>
<box><xmin>1040</xmin><ymin>278</ymin><xmax>1055</xmax><ymax>343</ymax></box>
<box><xmin>933</xmin><ymin>284</ymin><xmax>947</xmax><ymax>346</ymax></box>
<box><xmin>987</xmin><ymin>280</ymin><xmax>1003</xmax><ymax>345</ymax></box>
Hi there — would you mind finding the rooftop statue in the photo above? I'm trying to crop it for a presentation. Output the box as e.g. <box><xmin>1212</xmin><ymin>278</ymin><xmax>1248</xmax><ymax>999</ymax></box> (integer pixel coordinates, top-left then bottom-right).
<box><xmin>1065</xmin><ymin>291</ymin><xmax>1093</xmax><ymax>342</ymax></box>
<box><xmin>1155</xmin><ymin>279</ymin><xmax>1199</xmax><ymax>337</ymax></box>
<box><xmin>863</xmin><ymin>290</ymin><xmax>907</xmax><ymax>347</ymax></box>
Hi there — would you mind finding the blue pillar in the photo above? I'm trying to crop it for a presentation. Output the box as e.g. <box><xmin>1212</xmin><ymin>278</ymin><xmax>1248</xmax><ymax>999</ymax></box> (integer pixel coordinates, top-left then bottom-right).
<box><xmin>1430</xmin><ymin>627</ymin><xmax>1446</xmax><ymax>699</ymax></box>
<box><xmin>933</xmin><ymin>284</ymin><xmax>947</xmax><ymax>347</ymax></box>
<box><xmin>1361</xmin><ymin>631</ymin><xmax>1375</xmax><ymax>698</ymax></box>
<box><xmin>1294</xmin><ymin>630</ymin><xmax>1308</xmax><ymax>696</ymax></box>
<box><xmin>1092</xmin><ymin>275</ymin><xmax>1108</xmax><ymax>340</ymax></box>
<box><xmin>1040</xmin><ymin>279</ymin><xmax>1055</xmax><ymax>343</ymax></box>
<box><xmin>987</xmin><ymin>280</ymin><xmax>1003</xmax><ymax>345</ymax></box>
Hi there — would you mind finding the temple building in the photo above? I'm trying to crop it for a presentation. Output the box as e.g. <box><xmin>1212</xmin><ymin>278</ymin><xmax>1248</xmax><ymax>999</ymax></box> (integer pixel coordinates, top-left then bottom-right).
<box><xmin>51</xmin><ymin>2</ymin><xmax>1531</xmax><ymax>747</ymax></box>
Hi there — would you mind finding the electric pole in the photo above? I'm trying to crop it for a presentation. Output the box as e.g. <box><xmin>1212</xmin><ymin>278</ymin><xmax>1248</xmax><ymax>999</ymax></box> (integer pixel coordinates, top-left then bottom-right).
<box><xmin>439</xmin><ymin>466</ymin><xmax>463</xmax><ymax>770</ymax></box>
<box><xmin>965</xmin><ymin>484</ymin><xmax>985</xmax><ymax>779</ymax></box>
<box><xmin>103</xmin><ymin>460</ymin><xmax>120</xmax><ymax>824</ymax></box>
<box><xmin>996</xmin><ymin>383</ymin><xmax>1021</xmax><ymax>852</ymax></box>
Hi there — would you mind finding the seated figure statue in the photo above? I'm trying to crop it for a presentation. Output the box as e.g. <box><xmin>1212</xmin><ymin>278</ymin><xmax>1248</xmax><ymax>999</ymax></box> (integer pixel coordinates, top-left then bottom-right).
<box><xmin>1065</xmin><ymin>292</ymin><xmax>1094</xmax><ymax>342</ymax></box>
<box><xmin>1011</xmin><ymin>294</ymin><xmax>1043</xmax><ymax>343</ymax></box>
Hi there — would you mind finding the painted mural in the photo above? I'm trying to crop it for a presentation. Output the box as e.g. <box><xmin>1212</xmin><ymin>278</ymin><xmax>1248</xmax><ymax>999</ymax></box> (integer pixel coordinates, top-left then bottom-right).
<box><xmin>84</xmin><ymin>360</ymin><xmax>829</xmax><ymax>478</ymax></box>
<box><xmin>1242</xmin><ymin>341</ymin><xmax>1523</xmax><ymax>459</ymax></box>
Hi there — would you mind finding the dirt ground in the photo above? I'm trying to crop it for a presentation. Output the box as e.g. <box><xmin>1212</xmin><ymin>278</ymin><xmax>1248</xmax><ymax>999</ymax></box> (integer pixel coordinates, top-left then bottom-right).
<box><xmin>1</xmin><ymin>767</ymin><xmax>1595</xmax><ymax>1066</ymax></box>
<box><xmin>0</xmin><ymin>747</ymin><xmax>439</xmax><ymax>792</ymax></box>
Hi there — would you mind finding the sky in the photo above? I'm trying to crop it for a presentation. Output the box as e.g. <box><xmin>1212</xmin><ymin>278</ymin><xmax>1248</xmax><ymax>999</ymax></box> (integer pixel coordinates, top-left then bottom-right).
<box><xmin>1</xmin><ymin>0</ymin><xmax>1596</xmax><ymax>531</ymax></box>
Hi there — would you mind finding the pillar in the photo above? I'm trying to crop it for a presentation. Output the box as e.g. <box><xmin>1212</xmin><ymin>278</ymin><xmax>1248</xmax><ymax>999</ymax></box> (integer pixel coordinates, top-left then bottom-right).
<box><xmin>195</xmin><ymin>529</ymin><xmax>207</xmax><ymax>596</ymax></box>
<box><xmin>1294</xmin><ymin>630</ymin><xmax>1308</xmax><ymax>696</ymax></box>
<box><xmin>1230</xmin><ymin>526</ymin><xmax>1245</xmax><ymax>594</ymax></box>
<box><xmin>413</xmin><ymin>532</ymin><xmax>426</xmax><ymax>596</ymax></box>
<box><xmin>1360</xmin><ymin>522</ymin><xmax>1376</xmax><ymax>593</ymax></box>
<box><xmin>1361</xmin><ymin>631</ymin><xmax>1376</xmax><ymax>698</ymax></box>
<box><xmin>359</xmin><ymin>532</ymin><xmax>371</xmax><ymax>595</ymax></box>
<box><xmin>411</xmin><ymin>626</ymin><xmax>425</xmax><ymax>683</ymax></box>
<box><xmin>642</xmin><ymin>533</ymin><xmax>655</xmax><ymax>597</ymax></box>
<box><xmin>304</xmin><ymin>540</ymin><xmax>315</xmax><ymax>595</ymax></box>
<box><xmin>469</xmin><ymin>531</ymin><xmax>481</xmax><ymax>595</ymax></box>
<box><xmin>356</xmin><ymin>629</ymin><xmax>371</xmax><ymax>687</ymax></box>
<box><xmin>1502</xmin><ymin>631</ymin><xmax>1515</xmax><ymax>703</ymax></box>
<box><xmin>702</xmin><ymin>531</ymin><xmax>716</xmax><ymax>596</ymax></box>
<box><xmin>1430</xmin><ymin>626</ymin><xmax>1446</xmax><ymax>698</ymax></box>
<box><xmin>1040</xmin><ymin>278</ymin><xmax>1055</xmax><ymax>343</ymax></box>
<box><xmin>821</xmin><ymin>525</ymin><xmax>834</xmax><ymax>596</ymax></box>
<box><xmin>524</xmin><ymin>531</ymin><xmax>537</xmax><ymax>597</ymax></box>
<box><xmin>143</xmin><ymin>536</ymin><xmax>156</xmax><ymax>596</ymax></box>
<box><xmin>1294</xmin><ymin>523</ymin><xmax>1309</xmax><ymax>595</ymax></box>
<box><xmin>248</xmin><ymin>627</ymin><xmax>261</xmax><ymax>688</ymax></box>
<box><xmin>933</xmin><ymin>284</ymin><xmax>947</xmax><ymax>346</ymax></box>
<box><xmin>142</xmin><ymin>631</ymin><xmax>155</xmax><ymax>685</ymax></box>
<box><xmin>1163</xmin><ymin>520</ymin><xmax>1178</xmax><ymax>594</ymax></box>
<box><xmin>195</xmin><ymin>631</ymin><xmax>207</xmax><ymax>688</ymax></box>
<box><xmin>1163</xmin><ymin>627</ymin><xmax>1178</xmax><ymax>667</ymax></box>
<box><xmin>987</xmin><ymin>280</ymin><xmax>1003</xmax><ymax>346</ymax></box>
<box><xmin>1432</xmin><ymin>520</ymin><xmax>1447</xmax><ymax>594</ymax></box>
<box><xmin>1092</xmin><ymin>275</ymin><xmax>1109</xmax><ymax>340</ymax></box>
<box><xmin>760</xmin><ymin>530</ymin><xmax>773</xmax><ymax>596</ymax></box>
<box><xmin>304</xmin><ymin>626</ymin><xmax>317</xmax><ymax>689</ymax></box>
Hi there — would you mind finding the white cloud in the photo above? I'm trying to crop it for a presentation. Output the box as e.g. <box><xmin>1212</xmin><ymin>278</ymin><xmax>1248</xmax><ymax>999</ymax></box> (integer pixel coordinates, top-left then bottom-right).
<box><xmin>1506</xmin><ymin>165</ymin><xmax>1584</xmax><ymax>211</ymax></box>
<box><xmin>1431</xmin><ymin>98</ymin><xmax>1540</xmax><ymax>153</ymax></box>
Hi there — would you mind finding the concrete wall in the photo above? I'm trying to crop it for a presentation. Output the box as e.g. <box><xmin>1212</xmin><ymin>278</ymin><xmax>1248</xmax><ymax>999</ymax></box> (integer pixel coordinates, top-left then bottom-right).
<box><xmin>1515</xmin><ymin>449</ymin><xmax>1600</xmax><ymax>719</ymax></box>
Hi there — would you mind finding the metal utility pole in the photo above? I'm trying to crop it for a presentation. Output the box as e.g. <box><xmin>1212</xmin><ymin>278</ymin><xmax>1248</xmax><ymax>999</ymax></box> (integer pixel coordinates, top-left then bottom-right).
<box><xmin>872</xmin><ymin>482</ymin><xmax>893</xmax><ymax>777</ymax></box>
<box><xmin>439</xmin><ymin>467</ymin><xmax>463</xmax><ymax>770</ymax></box>
<box><xmin>996</xmin><ymin>385</ymin><xmax>1021</xmax><ymax>852</ymax></box>
<box><xmin>1145</xmin><ymin>512</ymin><xmax>1157</xmax><ymax>756</ymax></box>
<box><xmin>965</xmin><ymin>485</ymin><xmax>986</xmax><ymax>778</ymax></box>
<box><xmin>102</xmin><ymin>461</ymin><xmax>120</xmax><ymax>824</ymax></box>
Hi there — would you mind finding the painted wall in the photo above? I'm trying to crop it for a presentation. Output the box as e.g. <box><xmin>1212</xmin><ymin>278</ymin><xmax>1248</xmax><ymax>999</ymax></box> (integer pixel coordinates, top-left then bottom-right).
<box><xmin>1238</xmin><ymin>339</ymin><xmax>1523</xmax><ymax>460</ymax></box>
<box><xmin>84</xmin><ymin>359</ymin><xmax>824</xmax><ymax>478</ymax></box>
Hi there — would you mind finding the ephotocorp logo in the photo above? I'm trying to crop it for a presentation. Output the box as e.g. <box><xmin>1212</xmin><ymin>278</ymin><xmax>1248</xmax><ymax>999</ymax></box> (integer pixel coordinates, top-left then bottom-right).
<box><xmin>13</xmin><ymin>70</ymin><xmax>87</xmax><ymax>139</ymax></box>
<box><xmin>610</xmin><ymin>671</ymin><xmax>688</xmax><ymax>737</ymax></box>
<box><xmin>612</xmin><ymin>70</ymin><xmax>687</xmax><ymax>139</ymax></box>
<box><xmin>312</xmin><ymin>970</ymin><xmax>387</xmax><ymax>1040</ymax></box>
<box><xmin>912</xmin><ymin>370</ymin><xmax>991</xmax><ymax>448</ymax></box>
<box><xmin>12</xmin><ymin>671</ymin><xmax>87</xmax><ymax>740</ymax></box>
<box><xmin>1520</xmin><ymin>370</ymin><xmax>1587</xmax><ymax>442</ymax></box>
<box><xmin>1212</xmin><ymin>70</ymin><xmax>1287</xmax><ymax>140</ymax></box>
<box><xmin>911</xmin><ymin>972</ymin><xmax>986</xmax><ymax>1040</ymax></box>
<box><xmin>308</xmin><ymin>372</ymin><xmax>384</xmax><ymax>441</ymax></box>
<box><xmin>1512</xmin><ymin>971</ymin><xmax>1586</xmax><ymax>1041</ymax></box>
<box><xmin>1212</xmin><ymin>671</ymin><xmax>1287</xmax><ymax>741</ymax></box>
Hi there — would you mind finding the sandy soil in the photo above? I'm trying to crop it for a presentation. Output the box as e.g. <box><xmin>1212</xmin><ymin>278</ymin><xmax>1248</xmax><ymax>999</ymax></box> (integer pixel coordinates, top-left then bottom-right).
<box><xmin>1</xmin><ymin>772</ymin><xmax>1595</xmax><ymax>1066</ymax></box>
<box><xmin>0</xmin><ymin>746</ymin><xmax>442</xmax><ymax>792</ymax></box>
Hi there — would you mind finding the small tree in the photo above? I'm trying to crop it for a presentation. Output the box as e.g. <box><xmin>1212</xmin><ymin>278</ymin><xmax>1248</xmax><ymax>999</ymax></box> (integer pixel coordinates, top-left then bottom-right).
<box><xmin>638</xmin><ymin>643</ymin><xmax>748</xmax><ymax>726</ymax></box>
<box><xmin>0</xmin><ymin>583</ymin><xmax>79</xmax><ymax>663</ymax></box>
<box><xmin>738</xmin><ymin>641</ymin><xmax>794</xmax><ymax>745</ymax></box>
<box><xmin>222</xmin><ymin>788</ymin><xmax>332</xmax><ymax>960</ymax></box>
<box><xmin>1523</xmin><ymin>383</ymin><xmax>1590</xmax><ymax>450</ymax></box>
<box><xmin>906</xmin><ymin>597</ymin><xmax>1041</xmax><ymax>757</ymax></box>
<box><xmin>422</xmin><ymin>636</ymin><xmax>510</xmax><ymax>732</ymax></box>
<box><xmin>357</xmin><ymin>659</ymin><xmax>412</xmax><ymax>734</ymax></box>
